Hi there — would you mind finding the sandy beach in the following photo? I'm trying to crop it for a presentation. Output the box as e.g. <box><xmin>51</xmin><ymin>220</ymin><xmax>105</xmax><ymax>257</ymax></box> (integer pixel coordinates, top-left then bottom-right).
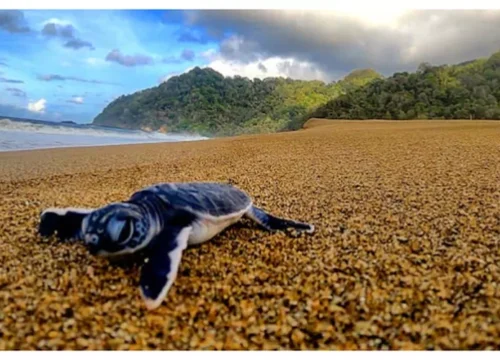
<box><xmin>1</xmin><ymin>119</ymin><xmax>499</xmax><ymax>350</ymax></box>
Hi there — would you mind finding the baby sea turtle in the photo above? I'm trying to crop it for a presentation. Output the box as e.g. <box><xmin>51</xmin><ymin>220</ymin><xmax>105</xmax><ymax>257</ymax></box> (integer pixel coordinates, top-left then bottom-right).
<box><xmin>38</xmin><ymin>182</ymin><xmax>314</xmax><ymax>310</ymax></box>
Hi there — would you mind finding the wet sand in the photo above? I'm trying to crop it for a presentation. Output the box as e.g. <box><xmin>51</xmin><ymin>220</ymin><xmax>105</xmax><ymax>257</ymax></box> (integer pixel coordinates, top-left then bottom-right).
<box><xmin>0</xmin><ymin>120</ymin><xmax>499</xmax><ymax>350</ymax></box>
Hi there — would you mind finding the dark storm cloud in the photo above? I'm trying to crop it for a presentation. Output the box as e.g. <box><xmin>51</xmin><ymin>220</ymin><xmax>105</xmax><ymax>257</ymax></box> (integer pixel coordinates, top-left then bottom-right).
<box><xmin>0</xmin><ymin>10</ymin><xmax>30</xmax><ymax>34</ymax></box>
<box><xmin>183</xmin><ymin>10</ymin><xmax>500</xmax><ymax>79</ymax></box>
<box><xmin>37</xmin><ymin>74</ymin><xmax>118</xmax><ymax>85</ymax></box>
<box><xmin>42</xmin><ymin>22</ymin><xmax>94</xmax><ymax>50</ymax></box>
<box><xmin>395</xmin><ymin>10</ymin><xmax>500</xmax><ymax>67</ymax></box>
<box><xmin>105</xmin><ymin>49</ymin><xmax>153</xmax><ymax>67</ymax></box>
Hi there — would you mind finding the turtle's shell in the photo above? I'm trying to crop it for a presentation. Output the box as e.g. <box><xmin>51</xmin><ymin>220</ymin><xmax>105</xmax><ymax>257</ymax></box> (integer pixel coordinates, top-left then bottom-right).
<box><xmin>134</xmin><ymin>182</ymin><xmax>253</xmax><ymax>219</ymax></box>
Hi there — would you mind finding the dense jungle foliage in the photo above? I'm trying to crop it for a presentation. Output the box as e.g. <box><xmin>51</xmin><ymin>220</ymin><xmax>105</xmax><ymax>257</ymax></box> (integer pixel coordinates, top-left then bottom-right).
<box><xmin>94</xmin><ymin>51</ymin><xmax>500</xmax><ymax>136</ymax></box>
<box><xmin>93</xmin><ymin>67</ymin><xmax>381</xmax><ymax>136</ymax></box>
<box><xmin>311</xmin><ymin>52</ymin><xmax>500</xmax><ymax>121</ymax></box>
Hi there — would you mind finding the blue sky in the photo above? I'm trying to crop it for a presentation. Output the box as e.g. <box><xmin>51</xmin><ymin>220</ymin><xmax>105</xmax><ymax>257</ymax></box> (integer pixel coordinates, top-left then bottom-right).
<box><xmin>2</xmin><ymin>9</ymin><xmax>500</xmax><ymax>124</ymax></box>
<box><xmin>0</xmin><ymin>10</ymin><xmax>219</xmax><ymax>123</ymax></box>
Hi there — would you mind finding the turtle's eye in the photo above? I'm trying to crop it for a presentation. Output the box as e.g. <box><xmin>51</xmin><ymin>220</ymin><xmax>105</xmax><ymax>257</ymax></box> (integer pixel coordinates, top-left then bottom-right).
<box><xmin>118</xmin><ymin>219</ymin><xmax>134</xmax><ymax>244</ymax></box>
<box><xmin>108</xmin><ymin>218</ymin><xmax>134</xmax><ymax>244</ymax></box>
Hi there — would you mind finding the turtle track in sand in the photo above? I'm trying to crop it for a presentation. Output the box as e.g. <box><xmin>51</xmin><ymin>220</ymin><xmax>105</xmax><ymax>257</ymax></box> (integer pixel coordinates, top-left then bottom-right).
<box><xmin>0</xmin><ymin>120</ymin><xmax>499</xmax><ymax>350</ymax></box>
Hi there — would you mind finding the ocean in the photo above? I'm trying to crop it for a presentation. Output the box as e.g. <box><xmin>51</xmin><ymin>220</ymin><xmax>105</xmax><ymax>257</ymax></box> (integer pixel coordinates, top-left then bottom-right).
<box><xmin>0</xmin><ymin>117</ymin><xmax>208</xmax><ymax>152</ymax></box>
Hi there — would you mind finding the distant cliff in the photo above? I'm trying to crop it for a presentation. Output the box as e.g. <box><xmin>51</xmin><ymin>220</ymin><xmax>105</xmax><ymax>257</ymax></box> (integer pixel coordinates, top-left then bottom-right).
<box><xmin>92</xmin><ymin>67</ymin><xmax>382</xmax><ymax>136</ymax></box>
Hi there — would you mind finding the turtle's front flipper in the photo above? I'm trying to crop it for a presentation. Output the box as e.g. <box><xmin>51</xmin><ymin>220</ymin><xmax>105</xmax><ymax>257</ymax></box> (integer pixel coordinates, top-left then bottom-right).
<box><xmin>246</xmin><ymin>206</ymin><xmax>315</xmax><ymax>234</ymax></box>
<box><xmin>39</xmin><ymin>207</ymin><xmax>95</xmax><ymax>241</ymax></box>
<box><xmin>139</xmin><ymin>225</ymin><xmax>192</xmax><ymax>310</ymax></box>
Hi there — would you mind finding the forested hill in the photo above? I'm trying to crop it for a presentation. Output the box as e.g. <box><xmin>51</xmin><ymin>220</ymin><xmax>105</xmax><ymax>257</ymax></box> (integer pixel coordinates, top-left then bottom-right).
<box><xmin>92</xmin><ymin>67</ymin><xmax>381</xmax><ymax>136</ymax></box>
<box><xmin>310</xmin><ymin>51</ymin><xmax>500</xmax><ymax>121</ymax></box>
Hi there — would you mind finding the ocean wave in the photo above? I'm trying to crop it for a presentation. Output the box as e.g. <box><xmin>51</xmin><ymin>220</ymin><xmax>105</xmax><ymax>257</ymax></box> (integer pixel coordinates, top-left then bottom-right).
<box><xmin>0</xmin><ymin>118</ymin><xmax>208</xmax><ymax>142</ymax></box>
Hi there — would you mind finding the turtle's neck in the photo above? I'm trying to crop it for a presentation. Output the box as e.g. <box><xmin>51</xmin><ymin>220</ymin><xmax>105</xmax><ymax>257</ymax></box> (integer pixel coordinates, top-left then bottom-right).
<box><xmin>127</xmin><ymin>191</ymin><xmax>168</xmax><ymax>231</ymax></box>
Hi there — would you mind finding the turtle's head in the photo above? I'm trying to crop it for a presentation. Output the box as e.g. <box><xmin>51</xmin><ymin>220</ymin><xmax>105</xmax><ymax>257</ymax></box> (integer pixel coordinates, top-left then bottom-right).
<box><xmin>81</xmin><ymin>202</ymin><xmax>150</xmax><ymax>257</ymax></box>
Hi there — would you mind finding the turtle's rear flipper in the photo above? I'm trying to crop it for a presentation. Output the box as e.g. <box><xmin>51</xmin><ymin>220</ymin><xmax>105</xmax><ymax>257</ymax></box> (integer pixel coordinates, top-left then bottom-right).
<box><xmin>39</xmin><ymin>207</ymin><xmax>94</xmax><ymax>241</ymax></box>
<box><xmin>245</xmin><ymin>206</ymin><xmax>315</xmax><ymax>234</ymax></box>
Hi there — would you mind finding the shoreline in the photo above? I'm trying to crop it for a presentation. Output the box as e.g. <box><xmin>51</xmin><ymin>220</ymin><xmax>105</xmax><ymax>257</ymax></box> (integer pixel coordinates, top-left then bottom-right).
<box><xmin>0</xmin><ymin>136</ymin><xmax>210</xmax><ymax>154</ymax></box>
<box><xmin>2</xmin><ymin>118</ymin><xmax>499</xmax><ymax>154</ymax></box>
<box><xmin>0</xmin><ymin>117</ymin><xmax>210</xmax><ymax>153</ymax></box>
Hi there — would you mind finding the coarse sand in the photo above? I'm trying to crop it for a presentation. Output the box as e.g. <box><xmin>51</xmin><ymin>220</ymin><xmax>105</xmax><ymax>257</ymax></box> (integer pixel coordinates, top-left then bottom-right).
<box><xmin>0</xmin><ymin>120</ymin><xmax>499</xmax><ymax>350</ymax></box>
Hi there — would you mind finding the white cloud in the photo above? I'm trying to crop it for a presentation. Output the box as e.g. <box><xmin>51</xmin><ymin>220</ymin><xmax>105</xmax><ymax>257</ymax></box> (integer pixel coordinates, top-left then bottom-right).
<box><xmin>85</xmin><ymin>57</ymin><xmax>105</xmax><ymax>66</ymax></box>
<box><xmin>41</xmin><ymin>18</ymin><xmax>74</xmax><ymax>27</ymax></box>
<box><xmin>69</xmin><ymin>96</ymin><xmax>84</xmax><ymax>104</ymax></box>
<box><xmin>205</xmin><ymin>56</ymin><xmax>331</xmax><ymax>81</ymax></box>
<box><xmin>27</xmin><ymin>98</ymin><xmax>46</xmax><ymax>113</ymax></box>
<box><xmin>160</xmin><ymin>56</ymin><xmax>332</xmax><ymax>83</ymax></box>
<box><xmin>200</xmin><ymin>48</ymin><xmax>218</xmax><ymax>62</ymax></box>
